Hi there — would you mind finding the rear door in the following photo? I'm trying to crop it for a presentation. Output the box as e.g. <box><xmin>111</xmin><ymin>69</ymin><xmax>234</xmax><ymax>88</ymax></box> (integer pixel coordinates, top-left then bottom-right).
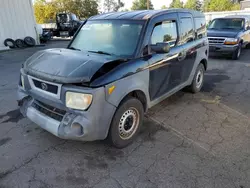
<box><xmin>146</xmin><ymin>13</ymin><xmax>184</xmax><ymax>101</ymax></box>
<box><xmin>177</xmin><ymin>13</ymin><xmax>197</xmax><ymax>83</ymax></box>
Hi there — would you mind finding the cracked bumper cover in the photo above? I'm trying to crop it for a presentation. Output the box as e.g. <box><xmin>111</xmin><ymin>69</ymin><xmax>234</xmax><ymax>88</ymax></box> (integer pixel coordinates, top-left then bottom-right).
<box><xmin>17</xmin><ymin>86</ymin><xmax>117</xmax><ymax>141</ymax></box>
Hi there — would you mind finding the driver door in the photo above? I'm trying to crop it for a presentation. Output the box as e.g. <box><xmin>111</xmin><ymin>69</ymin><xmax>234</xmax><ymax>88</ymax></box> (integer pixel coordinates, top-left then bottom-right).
<box><xmin>147</xmin><ymin>13</ymin><xmax>184</xmax><ymax>101</ymax></box>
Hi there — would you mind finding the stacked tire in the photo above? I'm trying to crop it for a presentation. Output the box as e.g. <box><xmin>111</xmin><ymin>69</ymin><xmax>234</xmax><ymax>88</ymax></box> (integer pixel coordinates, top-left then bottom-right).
<box><xmin>4</xmin><ymin>36</ymin><xmax>36</xmax><ymax>49</ymax></box>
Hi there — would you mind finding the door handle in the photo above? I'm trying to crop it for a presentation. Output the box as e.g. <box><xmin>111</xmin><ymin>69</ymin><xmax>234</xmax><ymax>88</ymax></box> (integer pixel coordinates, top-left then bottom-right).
<box><xmin>178</xmin><ymin>52</ymin><xmax>186</xmax><ymax>61</ymax></box>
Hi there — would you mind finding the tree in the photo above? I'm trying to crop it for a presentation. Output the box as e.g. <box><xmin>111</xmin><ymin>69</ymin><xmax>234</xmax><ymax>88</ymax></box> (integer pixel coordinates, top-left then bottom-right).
<box><xmin>161</xmin><ymin>5</ymin><xmax>168</xmax><ymax>9</ymax></box>
<box><xmin>34</xmin><ymin>0</ymin><xmax>58</xmax><ymax>23</ymax></box>
<box><xmin>202</xmin><ymin>0</ymin><xmax>240</xmax><ymax>12</ymax></box>
<box><xmin>184</xmin><ymin>0</ymin><xmax>202</xmax><ymax>10</ymax></box>
<box><xmin>202</xmin><ymin>0</ymin><xmax>210</xmax><ymax>12</ymax></box>
<box><xmin>208</xmin><ymin>0</ymin><xmax>237</xmax><ymax>11</ymax></box>
<box><xmin>131</xmin><ymin>0</ymin><xmax>154</xmax><ymax>10</ymax></box>
<box><xmin>55</xmin><ymin>0</ymin><xmax>99</xmax><ymax>18</ymax></box>
<box><xmin>103</xmin><ymin>0</ymin><xmax>124</xmax><ymax>12</ymax></box>
<box><xmin>231</xmin><ymin>3</ymin><xmax>240</xmax><ymax>10</ymax></box>
<box><xmin>33</xmin><ymin>0</ymin><xmax>99</xmax><ymax>23</ymax></box>
<box><xmin>170</xmin><ymin>0</ymin><xmax>184</xmax><ymax>8</ymax></box>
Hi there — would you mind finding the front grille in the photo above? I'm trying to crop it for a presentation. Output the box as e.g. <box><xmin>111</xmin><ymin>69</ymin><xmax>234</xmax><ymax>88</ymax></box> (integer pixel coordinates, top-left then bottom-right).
<box><xmin>32</xmin><ymin>79</ymin><xmax>58</xmax><ymax>94</ymax></box>
<box><xmin>32</xmin><ymin>100</ymin><xmax>66</xmax><ymax>121</ymax></box>
<box><xmin>208</xmin><ymin>37</ymin><xmax>225</xmax><ymax>44</ymax></box>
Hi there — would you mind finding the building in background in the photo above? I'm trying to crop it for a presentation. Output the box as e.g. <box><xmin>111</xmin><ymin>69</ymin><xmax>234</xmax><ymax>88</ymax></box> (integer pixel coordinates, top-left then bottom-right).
<box><xmin>241</xmin><ymin>0</ymin><xmax>250</xmax><ymax>10</ymax></box>
<box><xmin>0</xmin><ymin>0</ymin><xmax>38</xmax><ymax>50</ymax></box>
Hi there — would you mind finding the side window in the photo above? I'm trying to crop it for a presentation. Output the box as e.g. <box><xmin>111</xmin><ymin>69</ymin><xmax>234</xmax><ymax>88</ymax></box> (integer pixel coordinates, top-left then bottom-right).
<box><xmin>151</xmin><ymin>20</ymin><xmax>178</xmax><ymax>47</ymax></box>
<box><xmin>180</xmin><ymin>17</ymin><xmax>194</xmax><ymax>43</ymax></box>
<box><xmin>245</xmin><ymin>20</ymin><xmax>249</xmax><ymax>29</ymax></box>
<box><xmin>195</xmin><ymin>17</ymin><xmax>206</xmax><ymax>39</ymax></box>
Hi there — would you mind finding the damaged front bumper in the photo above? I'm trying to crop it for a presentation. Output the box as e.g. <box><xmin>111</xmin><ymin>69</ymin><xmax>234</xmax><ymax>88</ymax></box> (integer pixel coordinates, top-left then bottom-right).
<box><xmin>17</xmin><ymin>74</ymin><xmax>117</xmax><ymax>141</ymax></box>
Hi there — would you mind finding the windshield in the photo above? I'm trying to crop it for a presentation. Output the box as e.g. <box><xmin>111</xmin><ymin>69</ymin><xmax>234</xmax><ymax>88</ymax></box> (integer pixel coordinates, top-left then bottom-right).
<box><xmin>69</xmin><ymin>20</ymin><xmax>144</xmax><ymax>57</ymax></box>
<box><xmin>208</xmin><ymin>18</ymin><xmax>244</xmax><ymax>30</ymax></box>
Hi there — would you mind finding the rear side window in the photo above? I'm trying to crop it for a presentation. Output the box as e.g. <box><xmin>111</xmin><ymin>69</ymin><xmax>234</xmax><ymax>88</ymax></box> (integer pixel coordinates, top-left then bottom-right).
<box><xmin>245</xmin><ymin>19</ymin><xmax>249</xmax><ymax>29</ymax></box>
<box><xmin>195</xmin><ymin>17</ymin><xmax>206</xmax><ymax>39</ymax></box>
<box><xmin>180</xmin><ymin>17</ymin><xmax>194</xmax><ymax>44</ymax></box>
<box><xmin>151</xmin><ymin>20</ymin><xmax>178</xmax><ymax>47</ymax></box>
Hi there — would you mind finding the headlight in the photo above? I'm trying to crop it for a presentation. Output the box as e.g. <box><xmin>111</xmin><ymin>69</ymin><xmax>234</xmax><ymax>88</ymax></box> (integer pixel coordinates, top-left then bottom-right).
<box><xmin>224</xmin><ymin>38</ymin><xmax>238</xmax><ymax>45</ymax></box>
<box><xmin>66</xmin><ymin>92</ymin><xmax>93</xmax><ymax>110</ymax></box>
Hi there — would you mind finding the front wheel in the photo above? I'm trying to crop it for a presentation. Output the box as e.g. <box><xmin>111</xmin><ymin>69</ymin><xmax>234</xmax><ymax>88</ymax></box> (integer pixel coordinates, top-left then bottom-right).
<box><xmin>108</xmin><ymin>97</ymin><xmax>144</xmax><ymax>148</ymax></box>
<box><xmin>232</xmin><ymin>43</ymin><xmax>242</xmax><ymax>60</ymax></box>
<box><xmin>188</xmin><ymin>63</ymin><xmax>205</xmax><ymax>93</ymax></box>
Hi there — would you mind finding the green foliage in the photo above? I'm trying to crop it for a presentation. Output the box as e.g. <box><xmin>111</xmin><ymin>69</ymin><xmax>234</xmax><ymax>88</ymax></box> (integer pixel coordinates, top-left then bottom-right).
<box><xmin>170</xmin><ymin>0</ymin><xmax>184</xmax><ymax>8</ymax></box>
<box><xmin>131</xmin><ymin>0</ymin><xmax>154</xmax><ymax>10</ymax></box>
<box><xmin>34</xmin><ymin>0</ymin><xmax>99</xmax><ymax>24</ymax></box>
<box><xmin>34</xmin><ymin>0</ymin><xmax>58</xmax><ymax>23</ymax></box>
<box><xmin>103</xmin><ymin>0</ymin><xmax>124</xmax><ymax>12</ymax></box>
<box><xmin>202</xmin><ymin>0</ymin><xmax>210</xmax><ymax>12</ymax></box>
<box><xmin>208</xmin><ymin>0</ymin><xmax>231</xmax><ymax>11</ymax></box>
<box><xmin>230</xmin><ymin>3</ymin><xmax>240</xmax><ymax>10</ymax></box>
<box><xmin>184</xmin><ymin>0</ymin><xmax>202</xmax><ymax>11</ymax></box>
<box><xmin>161</xmin><ymin>5</ymin><xmax>168</xmax><ymax>9</ymax></box>
<box><xmin>203</xmin><ymin>0</ymin><xmax>241</xmax><ymax>12</ymax></box>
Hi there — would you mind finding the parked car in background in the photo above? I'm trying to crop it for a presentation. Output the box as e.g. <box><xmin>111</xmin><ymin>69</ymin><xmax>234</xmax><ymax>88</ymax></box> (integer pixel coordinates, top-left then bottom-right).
<box><xmin>42</xmin><ymin>13</ymin><xmax>83</xmax><ymax>38</ymax></box>
<box><xmin>37</xmin><ymin>24</ymin><xmax>52</xmax><ymax>43</ymax></box>
<box><xmin>17</xmin><ymin>9</ymin><xmax>208</xmax><ymax>148</ymax></box>
<box><xmin>207</xmin><ymin>15</ymin><xmax>250</xmax><ymax>60</ymax></box>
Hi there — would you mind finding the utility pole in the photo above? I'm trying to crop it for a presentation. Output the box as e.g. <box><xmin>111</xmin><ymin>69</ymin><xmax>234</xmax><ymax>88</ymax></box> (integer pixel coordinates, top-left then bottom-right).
<box><xmin>147</xmin><ymin>0</ymin><xmax>149</xmax><ymax>9</ymax></box>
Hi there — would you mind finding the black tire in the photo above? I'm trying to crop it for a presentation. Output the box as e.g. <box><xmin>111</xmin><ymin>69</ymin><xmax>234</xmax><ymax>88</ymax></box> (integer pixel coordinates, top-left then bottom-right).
<box><xmin>15</xmin><ymin>39</ymin><xmax>25</xmax><ymax>48</ymax></box>
<box><xmin>232</xmin><ymin>43</ymin><xmax>242</xmax><ymax>60</ymax></box>
<box><xmin>246</xmin><ymin>43</ymin><xmax>250</xmax><ymax>49</ymax></box>
<box><xmin>24</xmin><ymin>37</ymin><xmax>36</xmax><ymax>47</ymax></box>
<box><xmin>108</xmin><ymin>97</ymin><xmax>144</xmax><ymax>148</ymax></box>
<box><xmin>188</xmin><ymin>63</ymin><xmax>205</xmax><ymax>93</ymax></box>
<box><xmin>4</xmin><ymin>38</ymin><xmax>15</xmax><ymax>48</ymax></box>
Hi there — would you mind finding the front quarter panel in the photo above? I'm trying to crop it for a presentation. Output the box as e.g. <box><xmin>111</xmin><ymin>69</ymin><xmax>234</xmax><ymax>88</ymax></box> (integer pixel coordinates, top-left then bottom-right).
<box><xmin>104</xmin><ymin>69</ymin><xmax>150</xmax><ymax>110</ymax></box>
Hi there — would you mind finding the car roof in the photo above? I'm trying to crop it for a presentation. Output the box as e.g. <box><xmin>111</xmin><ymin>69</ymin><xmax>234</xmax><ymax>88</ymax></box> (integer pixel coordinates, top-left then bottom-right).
<box><xmin>224</xmin><ymin>15</ymin><xmax>250</xmax><ymax>20</ymax></box>
<box><xmin>89</xmin><ymin>9</ymin><xmax>204</xmax><ymax>20</ymax></box>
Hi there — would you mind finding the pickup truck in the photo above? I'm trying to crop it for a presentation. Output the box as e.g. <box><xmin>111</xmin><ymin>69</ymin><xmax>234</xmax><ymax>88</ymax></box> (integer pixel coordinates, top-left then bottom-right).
<box><xmin>42</xmin><ymin>13</ymin><xmax>83</xmax><ymax>37</ymax></box>
<box><xmin>18</xmin><ymin>9</ymin><xmax>208</xmax><ymax>148</ymax></box>
<box><xmin>207</xmin><ymin>15</ymin><xmax>250</xmax><ymax>60</ymax></box>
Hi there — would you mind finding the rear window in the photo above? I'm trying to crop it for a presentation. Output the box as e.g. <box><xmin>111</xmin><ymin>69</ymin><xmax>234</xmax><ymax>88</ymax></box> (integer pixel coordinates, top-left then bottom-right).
<box><xmin>180</xmin><ymin>17</ymin><xmax>195</xmax><ymax>43</ymax></box>
<box><xmin>57</xmin><ymin>14</ymin><xmax>70</xmax><ymax>23</ymax></box>
<box><xmin>195</xmin><ymin>17</ymin><xmax>206</xmax><ymax>39</ymax></box>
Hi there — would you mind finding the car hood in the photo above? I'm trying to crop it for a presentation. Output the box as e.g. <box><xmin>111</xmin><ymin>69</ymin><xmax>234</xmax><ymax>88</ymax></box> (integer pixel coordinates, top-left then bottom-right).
<box><xmin>22</xmin><ymin>48</ymin><xmax>119</xmax><ymax>84</ymax></box>
<box><xmin>207</xmin><ymin>29</ymin><xmax>239</xmax><ymax>38</ymax></box>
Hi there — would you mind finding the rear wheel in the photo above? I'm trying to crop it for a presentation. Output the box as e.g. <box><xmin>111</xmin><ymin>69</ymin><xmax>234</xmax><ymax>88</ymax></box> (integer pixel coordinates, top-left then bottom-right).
<box><xmin>188</xmin><ymin>63</ymin><xmax>205</xmax><ymax>93</ymax></box>
<box><xmin>246</xmin><ymin>43</ymin><xmax>250</xmax><ymax>49</ymax></box>
<box><xmin>108</xmin><ymin>97</ymin><xmax>144</xmax><ymax>148</ymax></box>
<box><xmin>232</xmin><ymin>43</ymin><xmax>242</xmax><ymax>60</ymax></box>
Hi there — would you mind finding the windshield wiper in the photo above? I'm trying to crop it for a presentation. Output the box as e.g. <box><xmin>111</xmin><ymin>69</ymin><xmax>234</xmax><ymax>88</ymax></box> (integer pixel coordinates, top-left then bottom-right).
<box><xmin>68</xmin><ymin>47</ymin><xmax>81</xmax><ymax>51</ymax></box>
<box><xmin>88</xmin><ymin>50</ymin><xmax>113</xmax><ymax>56</ymax></box>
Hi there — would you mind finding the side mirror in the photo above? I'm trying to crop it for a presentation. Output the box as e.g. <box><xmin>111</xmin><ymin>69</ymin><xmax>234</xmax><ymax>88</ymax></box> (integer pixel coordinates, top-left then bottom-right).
<box><xmin>150</xmin><ymin>42</ymin><xmax>170</xmax><ymax>54</ymax></box>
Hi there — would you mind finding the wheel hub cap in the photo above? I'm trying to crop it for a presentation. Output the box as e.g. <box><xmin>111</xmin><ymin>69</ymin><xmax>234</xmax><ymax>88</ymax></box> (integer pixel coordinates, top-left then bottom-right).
<box><xmin>196</xmin><ymin>70</ymin><xmax>203</xmax><ymax>89</ymax></box>
<box><xmin>118</xmin><ymin>108</ymin><xmax>139</xmax><ymax>140</ymax></box>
